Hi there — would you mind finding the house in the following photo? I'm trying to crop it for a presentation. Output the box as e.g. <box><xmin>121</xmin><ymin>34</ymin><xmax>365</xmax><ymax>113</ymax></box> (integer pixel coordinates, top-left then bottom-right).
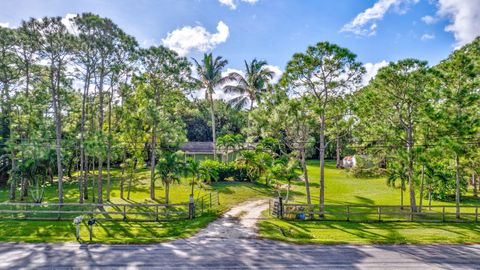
<box><xmin>179</xmin><ymin>142</ymin><xmax>216</xmax><ymax>161</ymax></box>
<box><xmin>179</xmin><ymin>141</ymin><xmax>252</xmax><ymax>162</ymax></box>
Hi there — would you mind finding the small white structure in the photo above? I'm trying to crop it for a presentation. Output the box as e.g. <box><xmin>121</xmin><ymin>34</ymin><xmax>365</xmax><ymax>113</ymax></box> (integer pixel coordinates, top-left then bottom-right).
<box><xmin>342</xmin><ymin>156</ymin><xmax>355</xmax><ymax>168</ymax></box>
<box><xmin>73</xmin><ymin>216</ymin><xmax>83</xmax><ymax>240</ymax></box>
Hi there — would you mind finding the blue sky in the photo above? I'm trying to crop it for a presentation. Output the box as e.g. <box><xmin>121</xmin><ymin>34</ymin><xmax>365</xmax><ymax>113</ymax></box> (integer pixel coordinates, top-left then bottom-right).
<box><xmin>0</xmin><ymin>0</ymin><xmax>479</xmax><ymax>80</ymax></box>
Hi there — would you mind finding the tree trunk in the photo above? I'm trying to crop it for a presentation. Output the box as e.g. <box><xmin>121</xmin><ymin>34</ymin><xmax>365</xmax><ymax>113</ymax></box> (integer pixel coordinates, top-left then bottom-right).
<box><xmin>428</xmin><ymin>188</ymin><xmax>432</xmax><ymax>210</ymax></box>
<box><xmin>120</xmin><ymin>149</ymin><xmax>126</xmax><ymax>199</ymax></box>
<box><xmin>79</xmin><ymin>160</ymin><xmax>83</xmax><ymax>204</ymax></box>
<box><xmin>472</xmin><ymin>172</ymin><xmax>477</xmax><ymax>197</ymax></box>
<box><xmin>455</xmin><ymin>153</ymin><xmax>461</xmax><ymax>219</ymax></box>
<box><xmin>51</xmin><ymin>67</ymin><xmax>63</xmax><ymax>204</ymax></box>
<box><xmin>335</xmin><ymin>135</ymin><xmax>342</xmax><ymax>168</ymax></box>
<box><xmin>419</xmin><ymin>164</ymin><xmax>425</xmax><ymax>213</ymax></box>
<box><xmin>406</xmin><ymin>126</ymin><xmax>416</xmax><ymax>212</ymax></box>
<box><xmin>165</xmin><ymin>182</ymin><xmax>170</xmax><ymax>204</ymax></box>
<box><xmin>319</xmin><ymin>115</ymin><xmax>325</xmax><ymax>217</ymax></box>
<box><xmin>400</xmin><ymin>180</ymin><xmax>404</xmax><ymax>210</ymax></box>
<box><xmin>9</xmin><ymin>157</ymin><xmax>16</xmax><ymax>201</ymax></box>
<box><xmin>97</xmin><ymin>68</ymin><xmax>105</xmax><ymax>204</ymax></box>
<box><xmin>20</xmin><ymin>177</ymin><xmax>28</xmax><ymax>200</ymax></box>
<box><xmin>301</xmin><ymin>148</ymin><xmax>313</xmax><ymax>218</ymax></box>
<box><xmin>79</xmin><ymin>69</ymin><xmax>90</xmax><ymax>203</ymax></box>
<box><xmin>91</xmin><ymin>158</ymin><xmax>95</xmax><ymax>202</ymax></box>
<box><xmin>67</xmin><ymin>154</ymin><xmax>75</xmax><ymax>179</ymax></box>
<box><xmin>150</xmin><ymin>124</ymin><xmax>157</xmax><ymax>200</ymax></box>
<box><xmin>300</xmin><ymin>148</ymin><xmax>311</xmax><ymax>205</ymax></box>
<box><xmin>191</xmin><ymin>177</ymin><xmax>195</xmax><ymax>196</ymax></box>
<box><xmin>127</xmin><ymin>162</ymin><xmax>134</xmax><ymax>200</ymax></box>
<box><xmin>285</xmin><ymin>181</ymin><xmax>291</xmax><ymax>204</ymax></box>
<box><xmin>106</xmin><ymin>83</ymin><xmax>114</xmax><ymax>202</ymax></box>
<box><xmin>210</xmin><ymin>96</ymin><xmax>217</xmax><ymax>160</ymax></box>
<box><xmin>83</xmin><ymin>155</ymin><xmax>89</xmax><ymax>200</ymax></box>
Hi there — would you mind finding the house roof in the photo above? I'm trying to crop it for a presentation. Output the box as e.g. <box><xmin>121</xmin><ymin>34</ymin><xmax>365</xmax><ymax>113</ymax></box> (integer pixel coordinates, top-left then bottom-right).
<box><xmin>180</xmin><ymin>142</ymin><xmax>215</xmax><ymax>153</ymax></box>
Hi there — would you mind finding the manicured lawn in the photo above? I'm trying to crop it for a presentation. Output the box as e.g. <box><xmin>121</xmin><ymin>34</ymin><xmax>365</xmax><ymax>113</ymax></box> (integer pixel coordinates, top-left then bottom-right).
<box><xmin>1</xmin><ymin>160</ymin><xmax>480</xmax><ymax>244</ymax></box>
<box><xmin>259</xmin><ymin>160</ymin><xmax>480</xmax><ymax>244</ymax></box>
<box><xmin>0</xmin><ymin>214</ymin><xmax>218</xmax><ymax>244</ymax></box>
<box><xmin>258</xmin><ymin>217</ymin><xmax>480</xmax><ymax>244</ymax></box>
<box><xmin>0</xmin><ymin>167</ymin><xmax>275</xmax><ymax>243</ymax></box>
<box><xmin>288</xmin><ymin>160</ymin><xmax>480</xmax><ymax>207</ymax></box>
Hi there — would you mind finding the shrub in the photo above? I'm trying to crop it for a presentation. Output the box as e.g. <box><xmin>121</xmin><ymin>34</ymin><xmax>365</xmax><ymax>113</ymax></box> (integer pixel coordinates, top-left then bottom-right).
<box><xmin>199</xmin><ymin>160</ymin><xmax>252</xmax><ymax>182</ymax></box>
<box><xmin>349</xmin><ymin>166</ymin><xmax>386</xmax><ymax>178</ymax></box>
<box><xmin>349</xmin><ymin>155</ymin><xmax>386</xmax><ymax>178</ymax></box>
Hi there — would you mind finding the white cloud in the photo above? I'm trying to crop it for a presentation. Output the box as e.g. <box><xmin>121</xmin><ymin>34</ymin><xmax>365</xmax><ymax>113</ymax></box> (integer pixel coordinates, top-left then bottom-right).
<box><xmin>218</xmin><ymin>0</ymin><xmax>259</xmax><ymax>10</ymax></box>
<box><xmin>436</xmin><ymin>0</ymin><xmax>480</xmax><ymax>47</ymax></box>
<box><xmin>421</xmin><ymin>33</ymin><xmax>435</xmax><ymax>41</ymax></box>
<box><xmin>216</xmin><ymin>68</ymin><xmax>245</xmax><ymax>100</ymax></box>
<box><xmin>0</xmin><ymin>22</ymin><xmax>10</xmax><ymax>28</ymax></box>
<box><xmin>421</xmin><ymin>15</ymin><xmax>437</xmax><ymax>24</ymax></box>
<box><xmin>362</xmin><ymin>60</ymin><xmax>389</xmax><ymax>85</ymax></box>
<box><xmin>162</xmin><ymin>21</ymin><xmax>229</xmax><ymax>56</ymax></box>
<box><xmin>61</xmin><ymin>13</ymin><xmax>78</xmax><ymax>34</ymax></box>
<box><xmin>341</xmin><ymin>0</ymin><xmax>419</xmax><ymax>36</ymax></box>
<box><xmin>219</xmin><ymin>0</ymin><xmax>236</xmax><ymax>9</ymax></box>
<box><xmin>264</xmin><ymin>65</ymin><xmax>283</xmax><ymax>84</ymax></box>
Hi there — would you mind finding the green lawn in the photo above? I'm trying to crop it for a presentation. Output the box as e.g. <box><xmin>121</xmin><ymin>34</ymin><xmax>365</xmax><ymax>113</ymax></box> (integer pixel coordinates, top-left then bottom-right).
<box><xmin>258</xmin><ymin>218</ymin><xmax>480</xmax><ymax>244</ymax></box>
<box><xmin>1</xmin><ymin>160</ymin><xmax>480</xmax><ymax>244</ymax></box>
<box><xmin>258</xmin><ymin>160</ymin><xmax>480</xmax><ymax>244</ymax></box>
<box><xmin>288</xmin><ymin>160</ymin><xmax>479</xmax><ymax>206</ymax></box>
<box><xmin>0</xmin><ymin>167</ymin><xmax>275</xmax><ymax>243</ymax></box>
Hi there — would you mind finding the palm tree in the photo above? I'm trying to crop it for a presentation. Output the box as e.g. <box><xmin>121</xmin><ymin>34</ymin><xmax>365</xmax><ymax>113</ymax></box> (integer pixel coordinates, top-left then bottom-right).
<box><xmin>184</xmin><ymin>158</ymin><xmax>200</xmax><ymax>196</ymax></box>
<box><xmin>192</xmin><ymin>53</ymin><xmax>231</xmax><ymax>160</ymax></box>
<box><xmin>271</xmin><ymin>157</ymin><xmax>300</xmax><ymax>203</ymax></box>
<box><xmin>387</xmin><ymin>159</ymin><xmax>408</xmax><ymax>210</ymax></box>
<box><xmin>155</xmin><ymin>151</ymin><xmax>183</xmax><ymax>204</ymax></box>
<box><xmin>224</xmin><ymin>59</ymin><xmax>274</xmax><ymax>111</ymax></box>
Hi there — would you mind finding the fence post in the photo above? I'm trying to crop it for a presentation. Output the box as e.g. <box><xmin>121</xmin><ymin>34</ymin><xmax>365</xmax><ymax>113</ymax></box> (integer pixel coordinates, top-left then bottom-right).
<box><xmin>189</xmin><ymin>195</ymin><xmax>195</xmax><ymax>219</ymax></box>
<box><xmin>410</xmin><ymin>206</ymin><xmax>413</xmax><ymax>222</ymax></box>
<box><xmin>346</xmin><ymin>206</ymin><xmax>350</xmax><ymax>221</ymax></box>
<box><xmin>476</xmin><ymin>206</ymin><xmax>478</xmax><ymax>222</ymax></box>
<box><xmin>57</xmin><ymin>203</ymin><xmax>61</xmax><ymax>221</ymax></box>
<box><xmin>442</xmin><ymin>206</ymin><xmax>446</xmax><ymax>222</ymax></box>
<box><xmin>378</xmin><ymin>206</ymin><xmax>381</xmax><ymax>222</ymax></box>
<box><xmin>155</xmin><ymin>205</ymin><xmax>159</xmax><ymax>222</ymax></box>
<box><xmin>201</xmin><ymin>198</ymin><xmax>204</xmax><ymax>214</ymax></box>
<box><xmin>217</xmin><ymin>191</ymin><xmax>220</xmax><ymax>205</ymax></box>
<box><xmin>278</xmin><ymin>197</ymin><xmax>283</xmax><ymax>219</ymax></box>
<box><xmin>269</xmin><ymin>200</ymin><xmax>271</xmax><ymax>216</ymax></box>
<box><xmin>209</xmin><ymin>193</ymin><xmax>212</xmax><ymax>209</ymax></box>
<box><xmin>123</xmin><ymin>205</ymin><xmax>126</xmax><ymax>221</ymax></box>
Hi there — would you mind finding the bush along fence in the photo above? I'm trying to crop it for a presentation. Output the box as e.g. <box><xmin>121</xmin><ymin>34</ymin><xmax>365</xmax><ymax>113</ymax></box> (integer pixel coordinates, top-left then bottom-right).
<box><xmin>270</xmin><ymin>198</ymin><xmax>480</xmax><ymax>223</ymax></box>
<box><xmin>0</xmin><ymin>192</ymin><xmax>220</xmax><ymax>222</ymax></box>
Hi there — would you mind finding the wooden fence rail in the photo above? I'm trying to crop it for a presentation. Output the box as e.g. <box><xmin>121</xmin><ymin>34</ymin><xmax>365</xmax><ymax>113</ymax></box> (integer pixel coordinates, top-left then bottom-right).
<box><xmin>195</xmin><ymin>191</ymin><xmax>220</xmax><ymax>215</ymax></box>
<box><xmin>0</xmin><ymin>197</ymin><xmax>219</xmax><ymax>221</ymax></box>
<box><xmin>271</xmin><ymin>199</ymin><xmax>480</xmax><ymax>223</ymax></box>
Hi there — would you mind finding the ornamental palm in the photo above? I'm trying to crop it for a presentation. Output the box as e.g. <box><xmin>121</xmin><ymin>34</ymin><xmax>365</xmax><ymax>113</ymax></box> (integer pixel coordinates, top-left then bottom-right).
<box><xmin>155</xmin><ymin>151</ymin><xmax>183</xmax><ymax>204</ymax></box>
<box><xmin>184</xmin><ymin>158</ymin><xmax>200</xmax><ymax>196</ymax></box>
<box><xmin>192</xmin><ymin>53</ymin><xmax>232</xmax><ymax>159</ymax></box>
<box><xmin>224</xmin><ymin>59</ymin><xmax>274</xmax><ymax>110</ymax></box>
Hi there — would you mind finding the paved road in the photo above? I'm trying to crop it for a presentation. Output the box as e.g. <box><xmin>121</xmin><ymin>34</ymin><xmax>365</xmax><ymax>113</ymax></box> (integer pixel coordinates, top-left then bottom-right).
<box><xmin>1</xmin><ymin>200</ymin><xmax>480</xmax><ymax>269</ymax></box>
<box><xmin>1</xmin><ymin>240</ymin><xmax>480</xmax><ymax>269</ymax></box>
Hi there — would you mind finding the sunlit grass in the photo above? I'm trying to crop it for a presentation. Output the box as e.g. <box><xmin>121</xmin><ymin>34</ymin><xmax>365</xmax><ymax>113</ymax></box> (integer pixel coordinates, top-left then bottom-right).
<box><xmin>258</xmin><ymin>215</ymin><xmax>480</xmax><ymax>244</ymax></box>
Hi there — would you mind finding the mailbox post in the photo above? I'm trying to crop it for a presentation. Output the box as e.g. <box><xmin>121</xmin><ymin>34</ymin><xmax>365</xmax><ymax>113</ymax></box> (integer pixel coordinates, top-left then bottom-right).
<box><xmin>87</xmin><ymin>218</ymin><xmax>96</xmax><ymax>242</ymax></box>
